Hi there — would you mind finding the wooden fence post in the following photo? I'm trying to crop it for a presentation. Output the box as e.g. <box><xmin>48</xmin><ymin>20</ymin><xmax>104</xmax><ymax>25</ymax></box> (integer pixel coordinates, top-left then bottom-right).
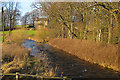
<box><xmin>40</xmin><ymin>76</ymin><xmax>44</xmax><ymax>80</ymax></box>
<box><xmin>118</xmin><ymin>1</ymin><xmax>120</xmax><ymax>72</ymax></box>
<box><xmin>16</xmin><ymin>72</ymin><xmax>19</xmax><ymax>80</ymax></box>
<box><xmin>63</xmin><ymin>76</ymin><xmax>67</xmax><ymax>80</ymax></box>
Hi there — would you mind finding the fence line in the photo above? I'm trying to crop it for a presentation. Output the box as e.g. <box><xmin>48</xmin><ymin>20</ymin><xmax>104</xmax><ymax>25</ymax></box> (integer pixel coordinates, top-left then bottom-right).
<box><xmin>0</xmin><ymin>72</ymin><xmax>72</xmax><ymax>80</ymax></box>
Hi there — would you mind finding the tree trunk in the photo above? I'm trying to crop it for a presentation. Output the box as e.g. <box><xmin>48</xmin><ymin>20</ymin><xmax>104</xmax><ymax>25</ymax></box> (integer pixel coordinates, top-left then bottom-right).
<box><xmin>108</xmin><ymin>14</ymin><xmax>113</xmax><ymax>44</ymax></box>
<box><xmin>84</xmin><ymin>4</ymin><xmax>88</xmax><ymax>40</ymax></box>
<box><xmin>9</xmin><ymin>19</ymin><xmax>11</xmax><ymax>36</ymax></box>
<box><xmin>70</xmin><ymin>23</ymin><xmax>73</xmax><ymax>39</ymax></box>
<box><xmin>13</xmin><ymin>17</ymin><xmax>15</xmax><ymax>27</ymax></box>
<box><xmin>67</xmin><ymin>24</ymin><xmax>72</xmax><ymax>39</ymax></box>
<box><xmin>93</xmin><ymin>30</ymin><xmax>96</xmax><ymax>41</ymax></box>
<box><xmin>84</xmin><ymin>19</ymin><xmax>87</xmax><ymax>40</ymax></box>
<box><xmin>118</xmin><ymin>1</ymin><xmax>120</xmax><ymax>72</ymax></box>
<box><xmin>4</xmin><ymin>18</ymin><xmax>6</xmax><ymax>29</ymax></box>
<box><xmin>118</xmin><ymin>15</ymin><xmax>120</xmax><ymax>71</ymax></box>
<box><xmin>9</xmin><ymin>2</ymin><xmax>11</xmax><ymax>36</ymax></box>
<box><xmin>61</xmin><ymin>25</ymin><xmax>64</xmax><ymax>38</ymax></box>
<box><xmin>2</xmin><ymin>7</ymin><xmax>4</xmax><ymax>42</ymax></box>
<box><xmin>68</xmin><ymin>29</ymin><xmax>71</xmax><ymax>39</ymax></box>
<box><xmin>78</xmin><ymin>31</ymin><xmax>81</xmax><ymax>39</ymax></box>
<box><xmin>98</xmin><ymin>29</ymin><xmax>102</xmax><ymax>42</ymax></box>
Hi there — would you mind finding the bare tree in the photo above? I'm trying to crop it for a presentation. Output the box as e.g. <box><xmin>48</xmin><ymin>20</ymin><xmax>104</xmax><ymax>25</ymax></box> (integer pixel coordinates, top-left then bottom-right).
<box><xmin>32</xmin><ymin>2</ymin><xmax>120</xmax><ymax>44</ymax></box>
<box><xmin>21</xmin><ymin>9</ymin><xmax>39</xmax><ymax>27</ymax></box>
<box><xmin>2</xmin><ymin>2</ymin><xmax>21</xmax><ymax>36</ymax></box>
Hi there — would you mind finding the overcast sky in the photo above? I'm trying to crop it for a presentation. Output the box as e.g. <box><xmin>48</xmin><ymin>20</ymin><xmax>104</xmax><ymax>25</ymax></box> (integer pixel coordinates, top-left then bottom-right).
<box><xmin>1</xmin><ymin>0</ymin><xmax>35</xmax><ymax>16</ymax></box>
<box><xmin>20</xmin><ymin>1</ymin><xmax>35</xmax><ymax>16</ymax></box>
<box><xmin>19</xmin><ymin>1</ymin><xmax>34</xmax><ymax>25</ymax></box>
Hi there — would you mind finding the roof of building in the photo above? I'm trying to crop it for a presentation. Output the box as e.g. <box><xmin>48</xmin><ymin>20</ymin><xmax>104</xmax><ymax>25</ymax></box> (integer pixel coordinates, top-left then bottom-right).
<box><xmin>37</xmin><ymin>18</ymin><xmax>48</xmax><ymax>21</ymax></box>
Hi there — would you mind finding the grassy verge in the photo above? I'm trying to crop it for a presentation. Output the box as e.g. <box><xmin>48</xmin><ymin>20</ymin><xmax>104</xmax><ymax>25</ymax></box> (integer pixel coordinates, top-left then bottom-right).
<box><xmin>14</xmin><ymin>25</ymin><xmax>24</xmax><ymax>28</ymax></box>
<box><xmin>0</xmin><ymin>29</ymin><xmax>36</xmax><ymax>42</ymax></box>
<box><xmin>26</xmin><ymin>30</ymin><xmax>36</xmax><ymax>37</ymax></box>
<box><xmin>49</xmin><ymin>38</ymin><xmax>119</xmax><ymax>71</ymax></box>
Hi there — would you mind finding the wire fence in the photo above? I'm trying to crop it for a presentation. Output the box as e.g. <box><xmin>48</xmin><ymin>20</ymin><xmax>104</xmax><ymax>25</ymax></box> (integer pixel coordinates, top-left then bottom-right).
<box><xmin>0</xmin><ymin>72</ymin><xmax>72</xmax><ymax>80</ymax></box>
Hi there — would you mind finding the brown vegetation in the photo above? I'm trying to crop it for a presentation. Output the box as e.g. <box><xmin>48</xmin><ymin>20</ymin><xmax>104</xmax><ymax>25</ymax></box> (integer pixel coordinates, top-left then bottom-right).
<box><xmin>6</xmin><ymin>29</ymin><xmax>28</xmax><ymax>44</ymax></box>
<box><xmin>2</xmin><ymin>29</ymin><xmax>29</xmax><ymax>63</ymax></box>
<box><xmin>2</xmin><ymin>32</ymin><xmax>30</xmax><ymax>74</ymax></box>
<box><xmin>2</xmin><ymin>42</ymin><xmax>29</xmax><ymax>63</ymax></box>
<box><xmin>49</xmin><ymin>38</ymin><xmax>119</xmax><ymax>71</ymax></box>
<box><xmin>2</xmin><ymin>29</ymin><xmax>56</xmax><ymax>77</ymax></box>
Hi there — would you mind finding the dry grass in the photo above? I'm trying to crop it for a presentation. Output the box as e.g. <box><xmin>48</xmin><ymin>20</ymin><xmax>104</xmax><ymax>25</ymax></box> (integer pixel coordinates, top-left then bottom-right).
<box><xmin>49</xmin><ymin>38</ymin><xmax>119</xmax><ymax>71</ymax></box>
<box><xmin>2</xmin><ymin>29</ymin><xmax>56</xmax><ymax>76</ymax></box>
<box><xmin>2</xmin><ymin>43</ymin><xmax>56</xmax><ymax>76</ymax></box>
<box><xmin>2</xmin><ymin>28</ymin><xmax>30</xmax><ymax>62</ymax></box>
<box><xmin>6</xmin><ymin>29</ymin><xmax>28</xmax><ymax>44</ymax></box>
<box><xmin>2</xmin><ymin>42</ymin><xmax>29</xmax><ymax>63</ymax></box>
<box><xmin>2</xmin><ymin>58</ymin><xmax>28</xmax><ymax>73</ymax></box>
<box><xmin>2</xmin><ymin>29</ymin><xmax>30</xmax><ymax>73</ymax></box>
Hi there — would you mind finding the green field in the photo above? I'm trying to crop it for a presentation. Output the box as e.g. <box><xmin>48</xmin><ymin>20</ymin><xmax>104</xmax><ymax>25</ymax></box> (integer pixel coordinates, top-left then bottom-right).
<box><xmin>0</xmin><ymin>36</ymin><xmax>2</xmax><ymax>42</ymax></box>
<box><xmin>0</xmin><ymin>31</ymin><xmax>9</xmax><ymax>41</ymax></box>
<box><xmin>15</xmin><ymin>25</ymin><xmax>29</xmax><ymax>28</ymax></box>
<box><xmin>0</xmin><ymin>31</ymin><xmax>9</xmax><ymax>34</ymax></box>
<box><xmin>26</xmin><ymin>30</ymin><xmax>36</xmax><ymax>36</ymax></box>
<box><xmin>0</xmin><ymin>29</ymin><xmax>36</xmax><ymax>42</ymax></box>
<box><xmin>0</xmin><ymin>30</ymin><xmax>36</xmax><ymax>35</ymax></box>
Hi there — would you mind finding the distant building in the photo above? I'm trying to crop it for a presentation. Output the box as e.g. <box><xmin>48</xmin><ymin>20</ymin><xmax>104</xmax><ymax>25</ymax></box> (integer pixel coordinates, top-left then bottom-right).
<box><xmin>34</xmin><ymin>18</ymin><xmax>48</xmax><ymax>29</ymax></box>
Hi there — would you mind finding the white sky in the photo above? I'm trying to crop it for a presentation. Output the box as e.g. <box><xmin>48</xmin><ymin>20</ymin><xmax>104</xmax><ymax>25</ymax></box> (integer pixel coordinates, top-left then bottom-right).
<box><xmin>20</xmin><ymin>1</ymin><xmax>34</xmax><ymax>16</ymax></box>
<box><xmin>0</xmin><ymin>0</ymin><xmax>35</xmax><ymax>16</ymax></box>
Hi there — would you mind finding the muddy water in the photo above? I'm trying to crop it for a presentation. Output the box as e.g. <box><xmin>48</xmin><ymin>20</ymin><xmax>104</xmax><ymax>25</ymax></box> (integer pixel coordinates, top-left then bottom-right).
<box><xmin>23</xmin><ymin>39</ymin><xmax>119</xmax><ymax>78</ymax></box>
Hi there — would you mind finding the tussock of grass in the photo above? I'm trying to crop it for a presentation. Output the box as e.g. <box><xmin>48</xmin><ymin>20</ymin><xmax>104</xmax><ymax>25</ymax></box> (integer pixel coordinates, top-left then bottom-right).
<box><xmin>2</xmin><ymin>42</ymin><xmax>29</xmax><ymax>62</ymax></box>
